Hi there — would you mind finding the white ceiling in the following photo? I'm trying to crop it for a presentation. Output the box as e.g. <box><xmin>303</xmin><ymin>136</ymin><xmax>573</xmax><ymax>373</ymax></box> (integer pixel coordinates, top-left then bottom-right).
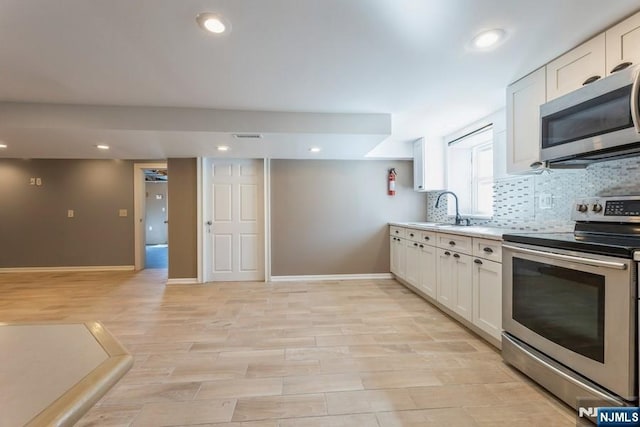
<box><xmin>0</xmin><ymin>0</ymin><xmax>638</xmax><ymax>159</ymax></box>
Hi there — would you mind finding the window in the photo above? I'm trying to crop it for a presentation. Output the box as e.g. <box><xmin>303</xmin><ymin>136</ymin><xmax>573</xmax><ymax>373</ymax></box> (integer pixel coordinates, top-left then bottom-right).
<box><xmin>446</xmin><ymin>125</ymin><xmax>494</xmax><ymax>217</ymax></box>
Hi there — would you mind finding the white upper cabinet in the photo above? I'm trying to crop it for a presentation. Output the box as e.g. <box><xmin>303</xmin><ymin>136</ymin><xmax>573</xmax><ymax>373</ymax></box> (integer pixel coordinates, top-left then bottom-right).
<box><xmin>546</xmin><ymin>33</ymin><xmax>606</xmax><ymax>101</ymax></box>
<box><xmin>506</xmin><ymin>67</ymin><xmax>546</xmax><ymax>174</ymax></box>
<box><xmin>606</xmin><ymin>10</ymin><xmax>640</xmax><ymax>75</ymax></box>
<box><xmin>413</xmin><ymin>138</ymin><xmax>445</xmax><ymax>192</ymax></box>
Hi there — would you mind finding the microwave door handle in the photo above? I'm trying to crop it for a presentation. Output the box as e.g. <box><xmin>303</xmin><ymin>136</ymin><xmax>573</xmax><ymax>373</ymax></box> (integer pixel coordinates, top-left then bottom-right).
<box><xmin>632</xmin><ymin>67</ymin><xmax>640</xmax><ymax>134</ymax></box>
<box><xmin>502</xmin><ymin>244</ymin><xmax>628</xmax><ymax>270</ymax></box>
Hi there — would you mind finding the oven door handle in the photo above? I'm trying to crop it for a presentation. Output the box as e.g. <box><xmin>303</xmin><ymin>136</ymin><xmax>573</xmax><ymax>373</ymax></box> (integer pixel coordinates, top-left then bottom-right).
<box><xmin>502</xmin><ymin>244</ymin><xmax>628</xmax><ymax>270</ymax></box>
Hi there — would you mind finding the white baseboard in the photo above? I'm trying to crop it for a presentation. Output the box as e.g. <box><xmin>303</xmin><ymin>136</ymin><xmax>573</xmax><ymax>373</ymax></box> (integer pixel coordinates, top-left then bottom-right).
<box><xmin>269</xmin><ymin>273</ymin><xmax>393</xmax><ymax>282</ymax></box>
<box><xmin>166</xmin><ymin>278</ymin><xmax>199</xmax><ymax>285</ymax></box>
<box><xmin>0</xmin><ymin>265</ymin><xmax>135</xmax><ymax>273</ymax></box>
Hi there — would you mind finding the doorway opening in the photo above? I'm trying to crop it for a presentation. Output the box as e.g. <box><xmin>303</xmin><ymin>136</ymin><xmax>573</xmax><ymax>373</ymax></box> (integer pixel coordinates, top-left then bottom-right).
<box><xmin>133</xmin><ymin>162</ymin><xmax>168</xmax><ymax>271</ymax></box>
<box><xmin>144</xmin><ymin>169</ymin><xmax>168</xmax><ymax>269</ymax></box>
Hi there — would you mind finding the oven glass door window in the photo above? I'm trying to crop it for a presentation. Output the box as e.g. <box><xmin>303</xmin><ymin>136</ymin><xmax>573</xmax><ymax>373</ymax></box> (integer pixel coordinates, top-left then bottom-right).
<box><xmin>512</xmin><ymin>258</ymin><xmax>605</xmax><ymax>362</ymax></box>
<box><xmin>541</xmin><ymin>84</ymin><xmax>633</xmax><ymax>148</ymax></box>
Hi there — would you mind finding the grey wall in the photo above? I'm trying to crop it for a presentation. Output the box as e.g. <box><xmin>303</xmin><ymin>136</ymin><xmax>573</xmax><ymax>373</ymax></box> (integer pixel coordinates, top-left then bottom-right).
<box><xmin>0</xmin><ymin>159</ymin><xmax>134</xmax><ymax>267</ymax></box>
<box><xmin>145</xmin><ymin>181</ymin><xmax>168</xmax><ymax>245</ymax></box>
<box><xmin>270</xmin><ymin>160</ymin><xmax>427</xmax><ymax>276</ymax></box>
<box><xmin>167</xmin><ymin>158</ymin><xmax>197</xmax><ymax>279</ymax></box>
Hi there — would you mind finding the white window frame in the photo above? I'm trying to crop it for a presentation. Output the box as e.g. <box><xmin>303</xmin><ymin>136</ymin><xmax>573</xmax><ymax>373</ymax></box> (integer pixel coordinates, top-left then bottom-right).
<box><xmin>446</xmin><ymin>125</ymin><xmax>494</xmax><ymax>218</ymax></box>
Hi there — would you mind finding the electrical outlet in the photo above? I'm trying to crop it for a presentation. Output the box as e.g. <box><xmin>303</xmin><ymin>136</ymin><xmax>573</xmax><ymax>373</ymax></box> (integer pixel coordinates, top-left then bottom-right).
<box><xmin>539</xmin><ymin>193</ymin><xmax>553</xmax><ymax>209</ymax></box>
<box><xmin>67</xmin><ymin>209</ymin><xmax>74</xmax><ymax>218</ymax></box>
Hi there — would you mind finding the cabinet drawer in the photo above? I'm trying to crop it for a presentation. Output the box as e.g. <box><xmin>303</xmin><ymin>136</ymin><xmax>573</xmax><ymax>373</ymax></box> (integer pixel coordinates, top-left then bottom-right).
<box><xmin>436</xmin><ymin>233</ymin><xmax>472</xmax><ymax>255</ymax></box>
<box><xmin>473</xmin><ymin>238</ymin><xmax>502</xmax><ymax>262</ymax></box>
<box><xmin>420</xmin><ymin>230</ymin><xmax>437</xmax><ymax>245</ymax></box>
<box><xmin>390</xmin><ymin>226</ymin><xmax>405</xmax><ymax>238</ymax></box>
<box><xmin>405</xmin><ymin>228</ymin><xmax>422</xmax><ymax>242</ymax></box>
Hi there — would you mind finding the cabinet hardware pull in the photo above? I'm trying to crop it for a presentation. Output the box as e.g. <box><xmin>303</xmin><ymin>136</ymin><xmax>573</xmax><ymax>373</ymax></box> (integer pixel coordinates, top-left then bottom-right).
<box><xmin>395</xmin><ymin>230</ymin><xmax>399</xmax><ymax>233</ymax></box>
<box><xmin>611</xmin><ymin>62</ymin><xmax>633</xmax><ymax>73</ymax></box>
<box><xmin>449</xmin><ymin>241</ymin><xmax>456</xmax><ymax>246</ymax></box>
<box><xmin>453</xmin><ymin>253</ymin><xmax>460</xmax><ymax>258</ymax></box>
<box><xmin>414</xmin><ymin>243</ymin><xmax>418</xmax><ymax>246</ymax></box>
<box><xmin>419</xmin><ymin>245</ymin><xmax>424</xmax><ymax>248</ymax></box>
<box><xmin>582</xmin><ymin>75</ymin><xmax>601</xmax><ymax>86</ymax></box>
<box><xmin>483</xmin><ymin>247</ymin><xmax>493</xmax><ymax>254</ymax></box>
<box><xmin>424</xmin><ymin>236</ymin><xmax>430</xmax><ymax>240</ymax></box>
<box><xmin>410</xmin><ymin>233</ymin><xmax>414</xmax><ymax>237</ymax></box>
<box><xmin>474</xmin><ymin>259</ymin><xmax>483</xmax><ymax>264</ymax></box>
<box><xmin>529</xmin><ymin>161</ymin><xmax>543</xmax><ymax>169</ymax></box>
<box><xmin>444</xmin><ymin>251</ymin><xmax>451</xmax><ymax>256</ymax></box>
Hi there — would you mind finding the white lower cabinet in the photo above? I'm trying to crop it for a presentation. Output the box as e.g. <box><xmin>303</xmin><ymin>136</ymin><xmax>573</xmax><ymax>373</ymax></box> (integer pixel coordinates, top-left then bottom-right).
<box><xmin>390</xmin><ymin>225</ymin><xmax>502</xmax><ymax>347</ymax></box>
<box><xmin>418</xmin><ymin>243</ymin><xmax>437</xmax><ymax>299</ymax></box>
<box><xmin>404</xmin><ymin>240</ymin><xmax>421</xmax><ymax>287</ymax></box>
<box><xmin>436</xmin><ymin>248</ymin><xmax>455</xmax><ymax>309</ymax></box>
<box><xmin>452</xmin><ymin>252</ymin><xmax>473</xmax><ymax>322</ymax></box>
<box><xmin>472</xmin><ymin>258</ymin><xmax>502</xmax><ymax>341</ymax></box>
<box><xmin>390</xmin><ymin>236</ymin><xmax>405</xmax><ymax>278</ymax></box>
<box><xmin>436</xmin><ymin>250</ymin><xmax>473</xmax><ymax>321</ymax></box>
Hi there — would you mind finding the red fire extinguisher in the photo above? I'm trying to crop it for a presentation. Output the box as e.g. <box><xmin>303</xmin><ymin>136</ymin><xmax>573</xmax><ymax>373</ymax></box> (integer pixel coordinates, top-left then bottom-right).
<box><xmin>388</xmin><ymin>168</ymin><xmax>397</xmax><ymax>196</ymax></box>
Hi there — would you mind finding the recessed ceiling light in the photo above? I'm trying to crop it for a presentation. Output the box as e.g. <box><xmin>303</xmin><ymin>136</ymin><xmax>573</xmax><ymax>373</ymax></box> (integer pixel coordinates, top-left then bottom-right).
<box><xmin>196</xmin><ymin>13</ymin><xmax>231</xmax><ymax>34</ymax></box>
<box><xmin>472</xmin><ymin>29</ymin><xmax>505</xmax><ymax>49</ymax></box>
<box><xmin>309</xmin><ymin>147</ymin><xmax>321</xmax><ymax>153</ymax></box>
<box><xmin>217</xmin><ymin>145</ymin><xmax>230</xmax><ymax>151</ymax></box>
<box><xmin>0</xmin><ymin>144</ymin><xmax>7</xmax><ymax>149</ymax></box>
<box><xmin>96</xmin><ymin>144</ymin><xmax>110</xmax><ymax>150</ymax></box>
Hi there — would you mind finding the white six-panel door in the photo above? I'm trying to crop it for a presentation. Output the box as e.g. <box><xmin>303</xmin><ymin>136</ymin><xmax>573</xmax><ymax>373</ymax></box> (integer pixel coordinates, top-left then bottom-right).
<box><xmin>207</xmin><ymin>159</ymin><xmax>264</xmax><ymax>282</ymax></box>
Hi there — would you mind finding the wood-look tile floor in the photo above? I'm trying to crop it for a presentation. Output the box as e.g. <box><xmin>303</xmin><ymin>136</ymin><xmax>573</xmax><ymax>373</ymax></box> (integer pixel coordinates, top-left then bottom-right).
<box><xmin>0</xmin><ymin>270</ymin><xmax>576</xmax><ymax>426</ymax></box>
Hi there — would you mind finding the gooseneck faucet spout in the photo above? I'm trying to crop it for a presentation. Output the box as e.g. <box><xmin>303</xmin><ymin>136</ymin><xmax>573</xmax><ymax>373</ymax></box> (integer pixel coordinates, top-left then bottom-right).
<box><xmin>435</xmin><ymin>191</ymin><xmax>469</xmax><ymax>226</ymax></box>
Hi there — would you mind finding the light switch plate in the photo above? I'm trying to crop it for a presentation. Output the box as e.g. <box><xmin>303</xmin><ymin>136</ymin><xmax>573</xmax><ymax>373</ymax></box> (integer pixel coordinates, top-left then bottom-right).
<box><xmin>539</xmin><ymin>193</ymin><xmax>553</xmax><ymax>210</ymax></box>
<box><xmin>119</xmin><ymin>209</ymin><xmax>128</xmax><ymax>217</ymax></box>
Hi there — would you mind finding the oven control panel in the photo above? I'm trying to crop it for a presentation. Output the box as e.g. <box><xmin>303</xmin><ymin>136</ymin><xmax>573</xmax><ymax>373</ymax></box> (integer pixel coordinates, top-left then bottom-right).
<box><xmin>572</xmin><ymin>196</ymin><xmax>640</xmax><ymax>222</ymax></box>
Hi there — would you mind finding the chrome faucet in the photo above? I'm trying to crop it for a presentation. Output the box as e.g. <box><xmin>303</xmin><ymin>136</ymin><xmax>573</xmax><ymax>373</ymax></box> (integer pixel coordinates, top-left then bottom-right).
<box><xmin>435</xmin><ymin>191</ymin><xmax>470</xmax><ymax>226</ymax></box>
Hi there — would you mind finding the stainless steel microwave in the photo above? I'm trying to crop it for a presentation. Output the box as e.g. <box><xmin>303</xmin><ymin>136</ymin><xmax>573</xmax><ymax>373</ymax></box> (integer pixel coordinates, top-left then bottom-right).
<box><xmin>540</xmin><ymin>64</ymin><xmax>640</xmax><ymax>165</ymax></box>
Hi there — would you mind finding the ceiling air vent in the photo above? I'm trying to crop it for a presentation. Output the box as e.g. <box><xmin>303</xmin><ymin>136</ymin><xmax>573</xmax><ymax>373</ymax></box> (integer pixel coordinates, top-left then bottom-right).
<box><xmin>233</xmin><ymin>133</ymin><xmax>263</xmax><ymax>139</ymax></box>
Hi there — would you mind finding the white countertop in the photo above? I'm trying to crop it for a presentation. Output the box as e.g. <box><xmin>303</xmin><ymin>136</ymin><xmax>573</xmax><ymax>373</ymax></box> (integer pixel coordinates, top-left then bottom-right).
<box><xmin>389</xmin><ymin>221</ymin><xmax>508</xmax><ymax>240</ymax></box>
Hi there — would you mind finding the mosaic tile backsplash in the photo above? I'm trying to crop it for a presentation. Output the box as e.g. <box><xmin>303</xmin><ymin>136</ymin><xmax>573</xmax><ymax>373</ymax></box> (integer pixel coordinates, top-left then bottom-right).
<box><xmin>426</xmin><ymin>156</ymin><xmax>640</xmax><ymax>231</ymax></box>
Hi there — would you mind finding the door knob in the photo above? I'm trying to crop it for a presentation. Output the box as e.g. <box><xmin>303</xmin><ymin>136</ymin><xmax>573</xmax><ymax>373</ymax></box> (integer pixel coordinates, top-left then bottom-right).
<box><xmin>206</xmin><ymin>221</ymin><xmax>213</xmax><ymax>225</ymax></box>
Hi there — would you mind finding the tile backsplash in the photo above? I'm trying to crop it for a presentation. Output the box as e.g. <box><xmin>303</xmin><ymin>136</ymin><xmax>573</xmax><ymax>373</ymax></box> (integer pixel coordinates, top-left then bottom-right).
<box><xmin>427</xmin><ymin>156</ymin><xmax>640</xmax><ymax>231</ymax></box>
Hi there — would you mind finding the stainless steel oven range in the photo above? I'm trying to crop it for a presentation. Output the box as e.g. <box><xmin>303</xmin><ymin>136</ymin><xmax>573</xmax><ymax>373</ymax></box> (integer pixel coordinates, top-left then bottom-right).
<box><xmin>502</xmin><ymin>196</ymin><xmax>640</xmax><ymax>409</ymax></box>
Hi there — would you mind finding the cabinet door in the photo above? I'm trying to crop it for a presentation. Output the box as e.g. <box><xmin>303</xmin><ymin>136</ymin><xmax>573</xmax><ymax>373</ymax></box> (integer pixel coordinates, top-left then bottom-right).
<box><xmin>390</xmin><ymin>237</ymin><xmax>406</xmax><ymax>278</ymax></box>
<box><xmin>436</xmin><ymin>248</ymin><xmax>454</xmax><ymax>309</ymax></box>
<box><xmin>473</xmin><ymin>258</ymin><xmax>502</xmax><ymax>341</ymax></box>
<box><xmin>506</xmin><ymin>67</ymin><xmax>546</xmax><ymax>174</ymax></box>
<box><xmin>413</xmin><ymin>138</ymin><xmax>445</xmax><ymax>192</ymax></box>
<box><xmin>413</xmin><ymin>139</ymin><xmax>426</xmax><ymax>191</ymax></box>
<box><xmin>546</xmin><ymin>33</ymin><xmax>606</xmax><ymax>101</ymax></box>
<box><xmin>404</xmin><ymin>240</ymin><xmax>421</xmax><ymax>287</ymax></box>
<box><xmin>606</xmin><ymin>11</ymin><xmax>640</xmax><ymax>75</ymax></box>
<box><xmin>419</xmin><ymin>244</ymin><xmax>437</xmax><ymax>299</ymax></box>
<box><xmin>452</xmin><ymin>253</ymin><xmax>473</xmax><ymax>322</ymax></box>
